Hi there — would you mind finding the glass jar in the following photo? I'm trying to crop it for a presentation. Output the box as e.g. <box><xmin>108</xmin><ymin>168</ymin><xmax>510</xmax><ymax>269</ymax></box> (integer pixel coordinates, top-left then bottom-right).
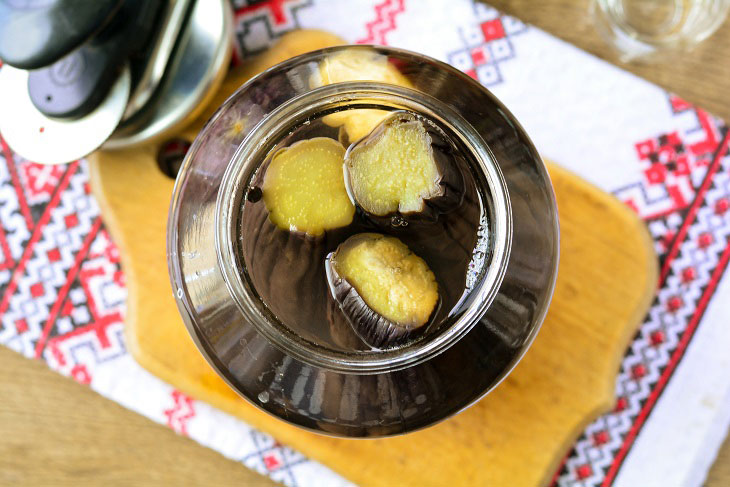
<box><xmin>167</xmin><ymin>46</ymin><xmax>559</xmax><ymax>437</ymax></box>
<box><xmin>591</xmin><ymin>0</ymin><xmax>730</xmax><ymax>62</ymax></box>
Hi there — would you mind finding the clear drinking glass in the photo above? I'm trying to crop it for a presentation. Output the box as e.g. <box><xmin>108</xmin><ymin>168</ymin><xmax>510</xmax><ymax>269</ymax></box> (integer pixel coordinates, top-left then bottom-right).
<box><xmin>591</xmin><ymin>0</ymin><xmax>730</xmax><ymax>62</ymax></box>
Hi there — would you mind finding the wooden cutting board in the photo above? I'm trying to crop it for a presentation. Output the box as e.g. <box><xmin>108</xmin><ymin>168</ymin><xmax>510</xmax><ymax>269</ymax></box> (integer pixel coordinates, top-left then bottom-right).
<box><xmin>88</xmin><ymin>30</ymin><xmax>657</xmax><ymax>487</ymax></box>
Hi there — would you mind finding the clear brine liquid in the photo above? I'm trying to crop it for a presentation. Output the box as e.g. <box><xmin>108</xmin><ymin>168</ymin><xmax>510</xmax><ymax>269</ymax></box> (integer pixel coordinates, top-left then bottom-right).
<box><xmin>238</xmin><ymin>107</ymin><xmax>489</xmax><ymax>353</ymax></box>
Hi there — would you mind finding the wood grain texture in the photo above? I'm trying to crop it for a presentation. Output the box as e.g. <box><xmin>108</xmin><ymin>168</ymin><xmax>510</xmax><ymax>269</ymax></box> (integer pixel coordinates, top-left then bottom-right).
<box><xmin>3</xmin><ymin>0</ymin><xmax>730</xmax><ymax>483</ymax></box>
<box><xmin>0</xmin><ymin>347</ymin><xmax>275</xmax><ymax>487</ymax></box>
<box><xmin>87</xmin><ymin>29</ymin><xmax>658</xmax><ymax>485</ymax></box>
<box><xmin>89</xmin><ymin>133</ymin><xmax>657</xmax><ymax>486</ymax></box>
<box><xmin>707</xmin><ymin>444</ymin><xmax>730</xmax><ymax>487</ymax></box>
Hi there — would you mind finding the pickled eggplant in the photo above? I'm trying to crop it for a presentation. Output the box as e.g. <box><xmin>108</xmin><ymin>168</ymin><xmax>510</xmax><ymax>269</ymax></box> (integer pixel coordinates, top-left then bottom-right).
<box><xmin>262</xmin><ymin>137</ymin><xmax>354</xmax><ymax>235</ymax></box>
<box><xmin>239</xmin><ymin>110</ymin><xmax>484</xmax><ymax>353</ymax></box>
<box><xmin>326</xmin><ymin>233</ymin><xmax>440</xmax><ymax>348</ymax></box>
<box><xmin>327</xmin><ymin>296</ymin><xmax>369</xmax><ymax>350</ymax></box>
<box><xmin>315</xmin><ymin>48</ymin><xmax>413</xmax><ymax>143</ymax></box>
<box><xmin>241</xmin><ymin>138</ymin><xmax>355</xmax><ymax>341</ymax></box>
<box><xmin>344</xmin><ymin>111</ymin><xmax>464</xmax><ymax>222</ymax></box>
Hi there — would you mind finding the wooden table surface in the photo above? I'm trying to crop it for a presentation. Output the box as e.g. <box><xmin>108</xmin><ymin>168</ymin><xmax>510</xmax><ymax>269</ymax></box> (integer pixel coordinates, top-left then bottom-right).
<box><xmin>1</xmin><ymin>1</ymin><xmax>729</xmax><ymax>485</ymax></box>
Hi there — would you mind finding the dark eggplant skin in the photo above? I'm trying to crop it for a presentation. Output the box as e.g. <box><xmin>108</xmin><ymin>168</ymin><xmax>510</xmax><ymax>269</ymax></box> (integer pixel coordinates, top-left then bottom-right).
<box><xmin>240</xmin><ymin>198</ymin><xmax>328</xmax><ymax>343</ymax></box>
<box><xmin>343</xmin><ymin>111</ymin><xmax>465</xmax><ymax>224</ymax></box>
<box><xmin>240</xmin><ymin>182</ymin><xmax>358</xmax><ymax>346</ymax></box>
<box><xmin>239</xmin><ymin>135</ymin><xmax>359</xmax><ymax>347</ymax></box>
<box><xmin>326</xmin><ymin>293</ymin><xmax>369</xmax><ymax>351</ymax></box>
<box><xmin>324</xmin><ymin>248</ymin><xmax>440</xmax><ymax>350</ymax></box>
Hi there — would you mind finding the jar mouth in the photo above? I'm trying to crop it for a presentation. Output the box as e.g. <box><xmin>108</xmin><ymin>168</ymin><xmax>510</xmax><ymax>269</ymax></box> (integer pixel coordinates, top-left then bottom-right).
<box><xmin>215</xmin><ymin>81</ymin><xmax>512</xmax><ymax>374</ymax></box>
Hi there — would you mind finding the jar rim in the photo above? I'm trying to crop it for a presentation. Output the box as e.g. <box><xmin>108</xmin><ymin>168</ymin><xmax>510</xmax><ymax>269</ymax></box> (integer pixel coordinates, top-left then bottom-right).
<box><xmin>214</xmin><ymin>81</ymin><xmax>513</xmax><ymax>374</ymax></box>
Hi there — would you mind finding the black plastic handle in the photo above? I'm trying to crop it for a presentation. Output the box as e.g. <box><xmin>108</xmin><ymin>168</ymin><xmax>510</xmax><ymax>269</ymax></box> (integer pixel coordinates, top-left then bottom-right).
<box><xmin>0</xmin><ymin>0</ymin><xmax>122</xmax><ymax>69</ymax></box>
<box><xmin>25</xmin><ymin>0</ymin><xmax>162</xmax><ymax>119</ymax></box>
